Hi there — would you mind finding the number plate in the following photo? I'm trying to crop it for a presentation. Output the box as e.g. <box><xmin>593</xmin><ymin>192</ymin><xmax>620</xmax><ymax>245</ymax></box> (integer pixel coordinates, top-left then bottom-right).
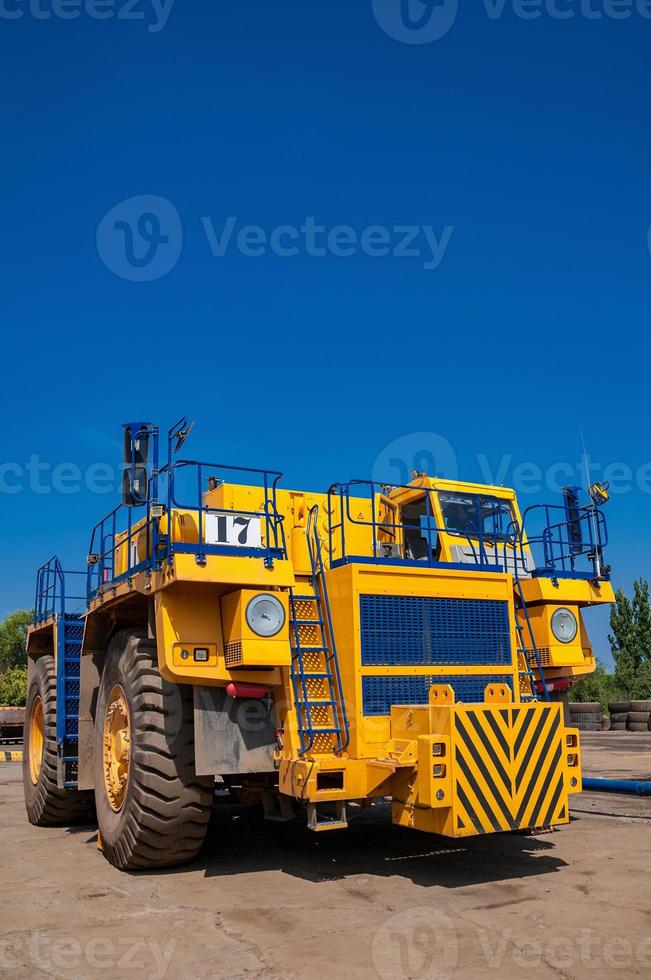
<box><xmin>204</xmin><ymin>512</ymin><xmax>262</xmax><ymax>549</ymax></box>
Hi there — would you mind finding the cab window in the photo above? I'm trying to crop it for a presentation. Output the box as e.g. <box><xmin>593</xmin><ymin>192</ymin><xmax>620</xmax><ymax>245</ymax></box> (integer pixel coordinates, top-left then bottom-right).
<box><xmin>438</xmin><ymin>492</ymin><xmax>514</xmax><ymax>540</ymax></box>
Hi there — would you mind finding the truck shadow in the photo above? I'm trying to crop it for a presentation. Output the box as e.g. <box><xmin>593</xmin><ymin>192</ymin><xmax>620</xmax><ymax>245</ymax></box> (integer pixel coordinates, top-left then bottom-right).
<box><xmin>191</xmin><ymin>800</ymin><xmax>566</xmax><ymax>888</ymax></box>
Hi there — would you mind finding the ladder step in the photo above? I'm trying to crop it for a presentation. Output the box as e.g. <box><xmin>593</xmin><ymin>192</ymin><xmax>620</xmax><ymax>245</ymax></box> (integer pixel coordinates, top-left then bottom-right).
<box><xmin>296</xmin><ymin>699</ymin><xmax>337</xmax><ymax>708</ymax></box>
<box><xmin>300</xmin><ymin>672</ymin><xmax>332</xmax><ymax>679</ymax></box>
<box><xmin>298</xmin><ymin>727</ymin><xmax>341</xmax><ymax>735</ymax></box>
<box><xmin>292</xmin><ymin>646</ymin><xmax>327</xmax><ymax>653</ymax></box>
<box><xmin>291</xmin><ymin>619</ymin><xmax>324</xmax><ymax>626</ymax></box>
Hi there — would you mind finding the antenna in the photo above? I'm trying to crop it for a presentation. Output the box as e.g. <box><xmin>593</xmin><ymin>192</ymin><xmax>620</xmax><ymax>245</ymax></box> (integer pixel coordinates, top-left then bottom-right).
<box><xmin>579</xmin><ymin>426</ymin><xmax>603</xmax><ymax>579</ymax></box>
<box><xmin>580</xmin><ymin>426</ymin><xmax>592</xmax><ymax>494</ymax></box>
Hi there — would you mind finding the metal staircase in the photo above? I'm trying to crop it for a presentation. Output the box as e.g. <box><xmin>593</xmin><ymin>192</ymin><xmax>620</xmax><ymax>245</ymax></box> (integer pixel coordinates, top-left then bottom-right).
<box><xmin>289</xmin><ymin>507</ymin><xmax>349</xmax><ymax>756</ymax></box>
<box><xmin>56</xmin><ymin>613</ymin><xmax>84</xmax><ymax>788</ymax></box>
<box><xmin>513</xmin><ymin>577</ymin><xmax>550</xmax><ymax>702</ymax></box>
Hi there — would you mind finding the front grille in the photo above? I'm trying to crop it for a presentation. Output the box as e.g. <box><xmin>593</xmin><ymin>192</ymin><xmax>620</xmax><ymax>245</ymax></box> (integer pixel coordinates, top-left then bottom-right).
<box><xmin>360</xmin><ymin>595</ymin><xmax>511</xmax><ymax>666</ymax></box>
<box><xmin>224</xmin><ymin>640</ymin><xmax>243</xmax><ymax>667</ymax></box>
<box><xmin>526</xmin><ymin>647</ymin><xmax>553</xmax><ymax>667</ymax></box>
<box><xmin>362</xmin><ymin>674</ymin><xmax>514</xmax><ymax>716</ymax></box>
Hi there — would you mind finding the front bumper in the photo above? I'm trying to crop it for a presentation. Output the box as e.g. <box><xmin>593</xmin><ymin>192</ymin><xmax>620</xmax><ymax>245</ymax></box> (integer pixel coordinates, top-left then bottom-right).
<box><xmin>391</xmin><ymin>684</ymin><xmax>581</xmax><ymax>837</ymax></box>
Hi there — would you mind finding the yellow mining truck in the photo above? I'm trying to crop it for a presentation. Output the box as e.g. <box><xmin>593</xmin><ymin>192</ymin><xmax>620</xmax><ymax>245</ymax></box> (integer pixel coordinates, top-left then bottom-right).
<box><xmin>24</xmin><ymin>418</ymin><xmax>613</xmax><ymax>869</ymax></box>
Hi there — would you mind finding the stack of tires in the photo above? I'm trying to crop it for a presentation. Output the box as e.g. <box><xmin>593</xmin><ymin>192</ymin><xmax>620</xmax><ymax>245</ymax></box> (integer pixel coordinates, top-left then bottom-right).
<box><xmin>608</xmin><ymin>701</ymin><xmax>628</xmax><ymax>731</ymax></box>
<box><xmin>627</xmin><ymin>700</ymin><xmax>651</xmax><ymax>732</ymax></box>
<box><xmin>569</xmin><ymin>702</ymin><xmax>603</xmax><ymax>732</ymax></box>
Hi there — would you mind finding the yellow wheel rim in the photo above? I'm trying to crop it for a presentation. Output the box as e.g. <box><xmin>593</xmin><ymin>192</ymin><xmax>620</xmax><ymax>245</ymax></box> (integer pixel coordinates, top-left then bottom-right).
<box><xmin>28</xmin><ymin>695</ymin><xmax>44</xmax><ymax>785</ymax></box>
<box><xmin>102</xmin><ymin>684</ymin><xmax>131</xmax><ymax>812</ymax></box>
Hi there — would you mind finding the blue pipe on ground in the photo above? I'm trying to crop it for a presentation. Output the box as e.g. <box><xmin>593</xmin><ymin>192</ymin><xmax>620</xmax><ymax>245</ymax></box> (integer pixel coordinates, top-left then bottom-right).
<box><xmin>582</xmin><ymin>777</ymin><xmax>651</xmax><ymax>796</ymax></box>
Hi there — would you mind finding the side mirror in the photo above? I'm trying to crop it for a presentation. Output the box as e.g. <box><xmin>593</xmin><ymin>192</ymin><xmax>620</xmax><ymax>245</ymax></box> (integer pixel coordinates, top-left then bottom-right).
<box><xmin>123</xmin><ymin>422</ymin><xmax>152</xmax><ymax>466</ymax></box>
<box><xmin>121</xmin><ymin>465</ymin><xmax>149</xmax><ymax>507</ymax></box>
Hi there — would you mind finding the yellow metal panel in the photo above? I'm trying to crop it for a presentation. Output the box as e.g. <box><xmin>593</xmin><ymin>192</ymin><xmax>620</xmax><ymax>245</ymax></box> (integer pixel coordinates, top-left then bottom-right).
<box><xmin>519</xmin><ymin>576</ymin><xmax>614</xmax><ymax>606</ymax></box>
<box><xmin>155</xmin><ymin>584</ymin><xmax>283</xmax><ymax>686</ymax></box>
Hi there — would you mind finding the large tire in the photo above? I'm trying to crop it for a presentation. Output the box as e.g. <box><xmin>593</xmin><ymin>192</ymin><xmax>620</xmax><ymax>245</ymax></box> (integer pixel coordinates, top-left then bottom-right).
<box><xmin>94</xmin><ymin>630</ymin><xmax>213</xmax><ymax>871</ymax></box>
<box><xmin>627</xmin><ymin>722</ymin><xmax>650</xmax><ymax>732</ymax></box>
<box><xmin>609</xmin><ymin>712</ymin><xmax>628</xmax><ymax>724</ymax></box>
<box><xmin>570</xmin><ymin>701</ymin><xmax>601</xmax><ymax>713</ymax></box>
<box><xmin>627</xmin><ymin>711</ymin><xmax>651</xmax><ymax>724</ymax></box>
<box><xmin>608</xmin><ymin>701</ymin><xmax>630</xmax><ymax>714</ymax></box>
<box><xmin>610</xmin><ymin>722</ymin><xmax>627</xmax><ymax>731</ymax></box>
<box><xmin>571</xmin><ymin>714</ymin><xmax>602</xmax><ymax>732</ymax></box>
<box><xmin>23</xmin><ymin>655</ymin><xmax>93</xmax><ymax>826</ymax></box>
<box><xmin>630</xmin><ymin>701</ymin><xmax>651</xmax><ymax>713</ymax></box>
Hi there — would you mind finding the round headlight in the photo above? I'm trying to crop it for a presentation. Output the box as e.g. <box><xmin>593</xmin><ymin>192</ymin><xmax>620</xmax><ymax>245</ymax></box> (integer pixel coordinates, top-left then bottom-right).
<box><xmin>246</xmin><ymin>594</ymin><xmax>285</xmax><ymax>637</ymax></box>
<box><xmin>551</xmin><ymin>608</ymin><xmax>578</xmax><ymax>644</ymax></box>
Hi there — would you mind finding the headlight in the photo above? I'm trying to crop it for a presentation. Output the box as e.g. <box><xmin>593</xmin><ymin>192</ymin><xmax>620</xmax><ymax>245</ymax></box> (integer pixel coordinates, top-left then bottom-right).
<box><xmin>246</xmin><ymin>594</ymin><xmax>285</xmax><ymax>637</ymax></box>
<box><xmin>551</xmin><ymin>608</ymin><xmax>578</xmax><ymax>644</ymax></box>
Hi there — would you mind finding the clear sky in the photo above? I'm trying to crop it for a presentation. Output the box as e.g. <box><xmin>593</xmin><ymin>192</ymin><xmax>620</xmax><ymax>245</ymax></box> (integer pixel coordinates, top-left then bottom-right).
<box><xmin>1</xmin><ymin>1</ymin><xmax>650</xmax><ymax>663</ymax></box>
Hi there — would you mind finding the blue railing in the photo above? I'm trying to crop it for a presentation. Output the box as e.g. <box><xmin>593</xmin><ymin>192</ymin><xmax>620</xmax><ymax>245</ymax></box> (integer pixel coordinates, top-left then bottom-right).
<box><xmin>511</xmin><ymin>503</ymin><xmax>609</xmax><ymax>581</ymax></box>
<box><xmin>87</xmin><ymin>458</ymin><xmax>286</xmax><ymax>599</ymax></box>
<box><xmin>34</xmin><ymin>557</ymin><xmax>87</xmax><ymax>623</ymax></box>
<box><xmin>325</xmin><ymin>480</ymin><xmax>609</xmax><ymax>582</ymax></box>
<box><xmin>326</xmin><ymin>480</ymin><xmax>510</xmax><ymax>571</ymax></box>
<box><xmin>87</xmin><ymin>501</ymin><xmax>158</xmax><ymax>598</ymax></box>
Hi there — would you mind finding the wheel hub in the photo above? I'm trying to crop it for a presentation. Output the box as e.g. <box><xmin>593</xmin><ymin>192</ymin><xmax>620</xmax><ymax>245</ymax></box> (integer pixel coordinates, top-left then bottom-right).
<box><xmin>103</xmin><ymin>685</ymin><xmax>131</xmax><ymax>812</ymax></box>
<box><xmin>28</xmin><ymin>695</ymin><xmax>44</xmax><ymax>785</ymax></box>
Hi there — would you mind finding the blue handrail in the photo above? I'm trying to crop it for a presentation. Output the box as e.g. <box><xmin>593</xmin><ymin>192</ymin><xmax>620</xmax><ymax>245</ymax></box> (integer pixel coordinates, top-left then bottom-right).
<box><xmin>516</xmin><ymin>503</ymin><xmax>608</xmax><ymax>581</ymax></box>
<box><xmin>87</xmin><ymin>458</ymin><xmax>287</xmax><ymax>598</ymax></box>
<box><xmin>34</xmin><ymin>557</ymin><xmax>87</xmax><ymax>623</ymax></box>
<box><xmin>326</xmin><ymin>480</ymin><xmax>511</xmax><ymax>570</ymax></box>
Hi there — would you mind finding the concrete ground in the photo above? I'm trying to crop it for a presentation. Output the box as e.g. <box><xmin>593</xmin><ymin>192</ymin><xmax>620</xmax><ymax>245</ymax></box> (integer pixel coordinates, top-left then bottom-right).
<box><xmin>2</xmin><ymin>734</ymin><xmax>651</xmax><ymax>980</ymax></box>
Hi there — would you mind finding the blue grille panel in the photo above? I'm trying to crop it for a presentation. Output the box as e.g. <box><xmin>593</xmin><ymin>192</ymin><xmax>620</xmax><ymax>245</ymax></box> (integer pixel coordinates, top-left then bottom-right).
<box><xmin>362</xmin><ymin>674</ymin><xmax>514</xmax><ymax>716</ymax></box>
<box><xmin>360</xmin><ymin>595</ymin><xmax>511</xmax><ymax>666</ymax></box>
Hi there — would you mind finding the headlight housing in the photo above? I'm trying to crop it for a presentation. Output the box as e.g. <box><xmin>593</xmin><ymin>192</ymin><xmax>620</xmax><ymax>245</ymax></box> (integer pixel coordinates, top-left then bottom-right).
<box><xmin>551</xmin><ymin>607</ymin><xmax>578</xmax><ymax>644</ymax></box>
<box><xmin>245</xmin><ymin>593</ymin><xmax>286</xmax><ymax>637</ymax></box>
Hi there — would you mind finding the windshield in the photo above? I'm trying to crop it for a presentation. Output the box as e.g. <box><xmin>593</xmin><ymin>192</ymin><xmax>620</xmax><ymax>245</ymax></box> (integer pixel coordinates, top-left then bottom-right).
<box><xmin>438</xmin><ymin>492</ymin><xmax>515</xmax><ymax>541</ymax></box>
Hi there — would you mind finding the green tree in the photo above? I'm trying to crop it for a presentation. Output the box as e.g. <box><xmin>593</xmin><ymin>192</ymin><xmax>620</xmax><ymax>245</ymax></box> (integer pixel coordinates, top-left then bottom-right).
<box><xmin>608</xmin><ymin>579</ymin><xmax>651</xmax><ymax>699</ymax></box>
<box><xmin>609</xmin><ymin>587</ymin><xmax>638</xmax><ymax>697</ymax></box>
<box><xmin>0</xmin><ymin>665</ymin><xmax>27</xmax><ymax>706</ymax></box>
<box><xmin>571</xmin><ymin>660</ymin><xmax>621</xmax><ymax>708</ymax></box>
<box><xmin>0</xmin><ymin>609</ymin><xmax>33</xmax><ymax>673</ymax></box>
<box><xmin>632</xmin><ymin>579</ymin><xmax>651</xmax><ymax>666</ymax></box>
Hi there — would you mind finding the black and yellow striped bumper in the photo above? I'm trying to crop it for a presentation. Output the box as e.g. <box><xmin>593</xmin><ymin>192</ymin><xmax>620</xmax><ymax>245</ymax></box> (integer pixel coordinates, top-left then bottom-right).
<box><xmin>391</xmin><ymin>690</ymin><xmax>581</xmax><ymax>837</ymax></box>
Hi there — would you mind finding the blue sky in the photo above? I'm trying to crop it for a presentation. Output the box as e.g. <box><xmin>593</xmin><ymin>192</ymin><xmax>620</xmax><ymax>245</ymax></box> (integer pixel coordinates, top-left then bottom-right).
<box><xmin>1</xmin><ymin>1</ymin><xmax>650</xmax><ymax>663</ymax></box>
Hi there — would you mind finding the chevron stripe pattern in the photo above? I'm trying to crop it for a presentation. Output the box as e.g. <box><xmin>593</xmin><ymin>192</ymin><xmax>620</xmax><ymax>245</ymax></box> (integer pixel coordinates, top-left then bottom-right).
<box><xmin>453</xmin><ymin>704</ymin><xmax>567</xmax><ymax>835</ymax></box>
